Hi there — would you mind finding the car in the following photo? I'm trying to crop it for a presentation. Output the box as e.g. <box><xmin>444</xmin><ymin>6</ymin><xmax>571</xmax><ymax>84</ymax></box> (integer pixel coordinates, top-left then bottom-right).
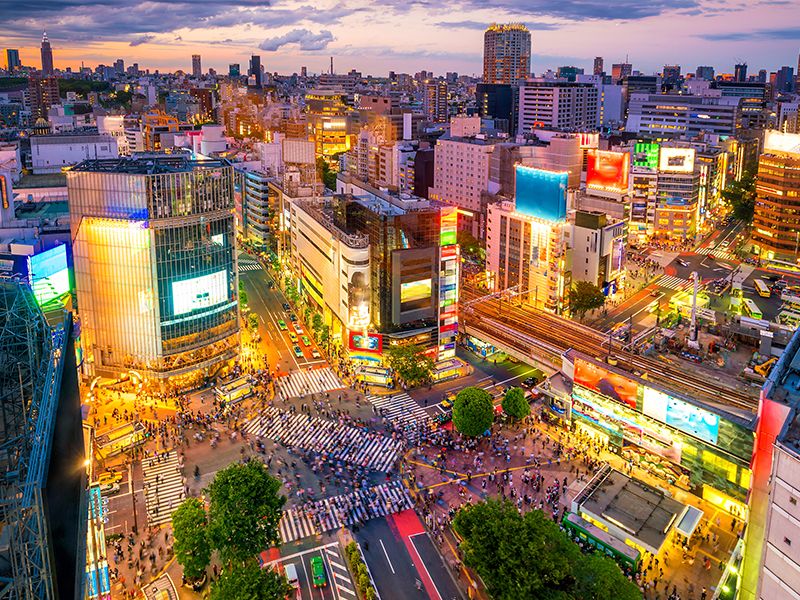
<box><xmin>277</xmin><ymin>320</ymin><xmax>288</xmax><ymax>331</ymax></box>
<box><xmin>288</xmin><ymin>332</ymin><xmax>298</xmax><ymax>342</ymax></box>
<box><xmin>301</xmin><ymin>335</ymin><xmax>311</xmax><ymax>346</ymax></box>
<box><xmin>293</xmin><ymin>346</ymin><xmax>304</xmax><ymax>358</ymax></box>
<box><xmin>282</xmin><ymin>302</ymin><xmax>291</xmax><ymax>311</ymax></box>
<box><xmin>99</xmin><ymin>481</ymin><xmax>120</xmax><ymax>495</ymax></box>
<box><xmin>677</xmin><ymin>259</ymin><xmax>689</xmax><ymax>267</ymax></box>
<box><xmin>522</xmin><ymin>376</ymin><xmax>539</xmax><ymax>388</ymax></box>
<box><xmin>650</xmin><ymin>289</ymin><xmax>661</xmax><ymax>297</ymax></box>
<box><xmin>293</xmin><ymin>323</ymin><xmax>303</xmax><ymax>334</ymax></box>
<box><xmin>311</xmin><ymin>349</ymin><xmax>321</xmax><ymax>359</ymax></box>
<box><xmin>441</xmin><ymin>397</ymin><xmax>453</xmax><ymax>409</ymax></box>
<box><xmin>267</xmin><ymin>280</ymin><xmax>274</xmax><ymax>289</ymax></box>
<box><xmin>97</xmin><ymin>470</ymin><xmax>123</xmax><ymax>486</ymax></box>
<box><xmin>310</xmin><ymin>556</ymin><xmax>327</xmax><ymax>588</ymax></box>
<box><xmin>289</xmin><ymin>313</ymin><xmax>297</xmax><ymax>322</ymax></box>
<box><xmin>284</xmin><ymin>563</ymin><xmax>300</xmax><ymax>596</ymax></box>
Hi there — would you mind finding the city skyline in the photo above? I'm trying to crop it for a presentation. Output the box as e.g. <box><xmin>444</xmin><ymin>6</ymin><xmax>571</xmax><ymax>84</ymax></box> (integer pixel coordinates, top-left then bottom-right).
<box><xmin>5</xmin><ymin>0</ymin><xmax>800</xmax><ymax>76</ymax></box>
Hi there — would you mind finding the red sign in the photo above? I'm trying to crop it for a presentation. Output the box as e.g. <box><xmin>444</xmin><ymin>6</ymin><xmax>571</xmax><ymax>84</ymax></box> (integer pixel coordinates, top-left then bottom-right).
<box><xmin>348</xmin><ymin>331</ymin><xmax>383</xmax><ymax>354</ymax></box>
<box><xmin>574</xmin><ymin>358</ymin><xmax>640</xmax><ymax>409</ymax></box>
<box><xmin>586</xmin><ymin>149</ymin><xmax>630</xmax><ymax>193</ymax></box>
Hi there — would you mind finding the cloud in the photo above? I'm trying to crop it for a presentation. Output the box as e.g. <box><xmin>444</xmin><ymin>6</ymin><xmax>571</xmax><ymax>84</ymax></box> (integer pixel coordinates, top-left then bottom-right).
<box><xmin>129</xmin><ymin>34</ymin><xmax>155</xmax><ymax>46</ymax></box>
<box><xmin>259</xmin><ymin>29</ymin><xmax>334</xmax><ymax>52</ymax></box>
<box><xmin>699</xmin><ymin>27</ymin><xmax>800</xmax><ymax>41</ymax></box>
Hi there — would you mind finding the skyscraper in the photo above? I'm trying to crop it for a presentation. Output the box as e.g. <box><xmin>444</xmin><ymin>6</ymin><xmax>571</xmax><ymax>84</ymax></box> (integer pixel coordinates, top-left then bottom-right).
<box><xmin>114</xmin><ymin>58</ymin><xmax>124</xmax><ymax>75</ymax></box>
<box><xmin>776</xmin><ymin>66</ymin><xmax>796</xmax><ymax>94</ymax></box>
<box><xmin>424</xmin><ymin>80</ymin><xmax>448</xmax><ymax>123</ymax></box>
<box><xmin>5</xmin><ymin>49</ymin><xmax>20</xmax><ymax>71</ymax></box>
<box><xmin>40</xmin><ymin>32</ymin><xmax>53</xmax><ymax>76</ymax></box>
<box><xmin>249</xmin><ymin>55</ymin><xmax>262</xmax><ymax>87</ymax></box>
<box><xmin>483</xmin><ymin>23</ymin><xmax>531</xmax><ymax>85</ymax></box>
<box><xmin>228</xmin><ymin>63</ymin><xmax>240</xmax><ymax>78</ymax></box>
<box><xmin>593</xmin><ymin>57</ymin><xmax>604</xmax><ymax>76</ymax></box>
<box><xmin>25</xmin><ymin>76</ymin><xmax>60</xmax><ymax>119</ymax></box>
<box><xmin>734</xmin><ymin>63</ymin><xmax>748</xmax><ymax>82</ymax></box>
<box><xmin>662</xmin><ymin>65</ymin><xmax>681</xmax><ymax>88</ymax></box>
<box><xmin>192</xmin><ymin>54</ymin><xmax>202</xmax><ymax>78</ymax></box>
<box><xmin>695</xmin><ymin>65</ymin><xmax>715</xmax><ymax>80</ymax></box>
<box><xmin>611</xmin><ymin>62</ymin><xmax>632</xmax><ymax>82</ymax></box>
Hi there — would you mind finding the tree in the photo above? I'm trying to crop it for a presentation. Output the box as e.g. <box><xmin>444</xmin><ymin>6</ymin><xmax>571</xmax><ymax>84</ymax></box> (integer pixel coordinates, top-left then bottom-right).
<box><xmin>502</xmin><ymin>387</ymin><xmax>530</xmax><ymax>421</ymax></box>
<box><xmin>206</xmin><ymin>460</ymin><xmax>286</xmax><ymax>564</ymax></box>
<box><xmin>572</xmin><ymin>552</ymin><xmax>642</xmax><ymax>600</ymax></box>
<box><xmin>722</xmin><ymin>171</ymin><xmax>756</xmax><ymax>222</ymax></box>
<box><xmin>172</xmin><ymin>498</ymin><xmax>211</xmax><ymax>582</ymax></box>
<box><xmin>457</xmin><ymin>230</ymin><xmax>485</xmax><ymax>262</ymax></box>
<box><xmin>452</xmin><ymin>387</ymin><xmax>494</xmax><ymax>437</ymax></box>
<box><xmin>568</xmin><ymin>281</ymin><xmax>606</xmax><ymax>320</ymax></box>
<box><xmin>384</xmin><ymin>344</ymin><xmax>434</xmax><ymax>388</ymax></box>
<box><xmin>211</xmin><ymin>560</ymin><xmax>290</xmax><ymax>600</ymax></box>
<box><xmin>319</xmin><ymin>324</ymin><xmax>330</xmax><ymax>349</ymax></box>
<box><xmin>248</xmin><ymin>313</ymin><xmax>259</xmax><ymax>330</ymax></box>
<box><xmin>312</xmin><ymin>313</ymin><xmax>323</xmax><ymax>334</ymax></box>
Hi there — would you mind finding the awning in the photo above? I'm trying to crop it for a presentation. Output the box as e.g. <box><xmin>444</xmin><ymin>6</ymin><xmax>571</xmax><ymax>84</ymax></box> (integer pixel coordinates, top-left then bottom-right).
<box><xmin>675</xmin><ymin>505</ymin><xmax>704</xmax><ymax>538</ymax></box>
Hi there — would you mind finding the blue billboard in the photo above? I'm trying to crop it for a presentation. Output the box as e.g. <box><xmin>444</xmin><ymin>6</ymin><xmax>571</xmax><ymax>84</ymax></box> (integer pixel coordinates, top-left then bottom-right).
<box><xmin>28</xmin><ymin>244</ymin><xmax>70</xmax><ymax>306</ymax></box>
<box><xmin>515</xmin><ymin>165</ymin><xmax>568</xmax><ymax>222</ymax></box>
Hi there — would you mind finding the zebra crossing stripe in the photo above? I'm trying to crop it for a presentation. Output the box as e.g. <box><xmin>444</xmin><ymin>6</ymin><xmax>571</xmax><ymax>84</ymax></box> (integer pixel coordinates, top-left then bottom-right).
<box><xmin>275</xmin><ymin>368</ymin><xmax>344</xmax><ymax>399</ymax></box>
<box><xmin>238</xmin><ymin>262</ymin><xmax>262</xmax><ymax>273</ymax></box>
<box><xmin>142</xmin><ymin>450</ymin><xmax>185</xmax><ymax>527</ymax></box>
<box><xmin>657</xmin><ymin>275</ymin><xmax>692</xmax><ymax>291</ymax></box>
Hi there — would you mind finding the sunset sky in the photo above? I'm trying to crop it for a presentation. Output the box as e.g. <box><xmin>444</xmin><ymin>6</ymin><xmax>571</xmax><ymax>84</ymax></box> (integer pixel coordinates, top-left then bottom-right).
<box><xmin>7</xmin><ymin>0</ymin><xmax>800</xmax><ymax>77</ymax></box>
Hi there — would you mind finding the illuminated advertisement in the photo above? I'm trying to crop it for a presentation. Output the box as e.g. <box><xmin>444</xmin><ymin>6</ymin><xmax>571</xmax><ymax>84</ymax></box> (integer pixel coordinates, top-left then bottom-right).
<box><xmin>172</xmin><ymin>270</ymin><xmax>228</xmax><ymax>316</ymax></box>
<box><xmin>28</xmin><ymin>244</ymin><xmax>70</xmax><ymax>306</ymax></box>
<box><xmin>349</xmin><ymin>331</ymin><xmax>383</xmax><ymax>354</ymax></box>
<box><xmin>515</xmin><ymin>165</ymin><xmax>568</xmax><ymax>222</ymax></box>
<box><xmin>577</xmin><ymin>132</ymin><xmax>599</xmax><ymax>149</ymax></box>
<box><xmin>0</xmin><ymin>174</ymin><xmax>8</xmax><ymax>210</ymax></box>
<box><xmin>659</xmin><ymin>147</ymin><xmax>695</xmax><ymax>173</ymax></box>
<box><xmin>633</xmin><ymin>141</ymin><xmax>660</xmax><ymax>169</ymax></box>
<box><xmin>586</xmin><ymin>149</ymin><xmax>630</xmax><ymax>192</ymax></box>
<box><xmin>401</xmin><ymin>278</ymin><xmax>432</xmax><ymax>303</ymax></box>
<box><xmin>763</xmin><ymin>130</ymin><xmax>800</xmax><ymax>155</ymax></box>
<box><xmin>211</xmin><ymin>233</ymin><xmax>224</xmax><ymax>246</ymax></box>
<box><xmin>573</xmin><ymin>358</ymin><xmax>640</xmax><ymax>409</ymax></box>
<box><xmin>643</xmin><ymin>386</ymin><xmax>720</xmax><ymax>445</ymax></box>
<box><xmin>440</xmin><ymin>207</ymin><xmax>458</xmax><ymax>246</ymax></box>
<box><xmin>438</xmin><ymin>206</ymin><xmax>459</xmax><ymax>360</ymax></box>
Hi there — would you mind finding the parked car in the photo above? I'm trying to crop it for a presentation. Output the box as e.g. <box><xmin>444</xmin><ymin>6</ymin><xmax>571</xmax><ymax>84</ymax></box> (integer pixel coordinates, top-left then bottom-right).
<box><xmin>310</xmin><ymin>557</ymin><xmax>327</xmax><ymax>587</ymax></box>
<box><xmin>311</xmin><ymin>349</ymin><xmax>321</xmax><ymax>359</ymax></box>
<box><xmin>301</xmin><ymin>335</ymin><xmax>311</xmax><ymax>347</ymax></box>
<box><xmin>293</xmin><ymin>346</ymin><xmax>304</xmax><ymax>358</ymax></box>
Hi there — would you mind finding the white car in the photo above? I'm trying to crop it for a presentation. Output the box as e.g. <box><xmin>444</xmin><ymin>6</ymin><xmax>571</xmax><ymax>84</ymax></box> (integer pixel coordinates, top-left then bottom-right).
<box><xmin>99</xmin><ymin>481</ymin><xmax>121</xmax><ymax>495</ymax></box>
<box><xmin>311</xmin><ymin>349</ymin><xmax>321</xmax><ymax>359</ymax></box>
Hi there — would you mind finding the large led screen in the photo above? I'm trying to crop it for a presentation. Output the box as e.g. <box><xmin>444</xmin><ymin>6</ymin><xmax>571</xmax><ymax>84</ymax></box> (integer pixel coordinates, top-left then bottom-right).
<box><xmin>515</xmin><ymin>165</ymin><xmax>567</xmax><ymax>222</ymax></box>
<box><xmin>764</xmin><ymin>130</ymin><xmax>800</xmax><ymax>154</ymax></box>
<box><xmin>633</xmin><ymin>141</ymin><xmax>660</xmax><ymax>169</ymax></box>
<box><xmin>348</xmin><ymin>331</ymin><xmax>383</xmax><ymax>354</ymax></box>
<box><xmin>28</xmin><ymin>244</ymin><xmax>70</xmax><ymax>306</ymax></box>
<box><xmin>172</xmin><ymin>270</ymin><xmax>228</xmax><ymax>315</ymax></box>
<box><xmin>586</xmin><ymin>149</ymin><xmax>630</xmax><ymax>192</ymax></box>
<box><xmin>659</xmin><ymin>147</ymin><xmax>695</xmax><ymax>173</ymax></box>
<box><xmin>573</xmin><ymin>358</ymin><xmax>640</xmax><ymax>409</ymax></box>
<box><xmin>401</xmin><ymin>278</ymin><xmax>432</xmax><ymax>303</ymax></box>
<box><xmin>643</xmin><ymin>386</ymin><xmax>720</xmax><ymax>445</ymax></box>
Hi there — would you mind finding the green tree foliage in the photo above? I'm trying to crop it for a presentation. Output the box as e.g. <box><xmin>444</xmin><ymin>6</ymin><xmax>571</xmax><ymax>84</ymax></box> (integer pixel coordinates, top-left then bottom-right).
<box><xmin>316</xmin><ymin>156</ymin><xmax>341</xmax><ymax>190</ymax></box>
<box><xmin>502</xmin><ymin>387</ymin><xmax>530</xmax><ymax>420</ymax></box>
<box><xmin>172</xmin><ymin>498</ymin><xmax>211</xmax><ymax>582</ymax></box>
<box><xmin>457</xmin><ymin>230</ymin><xmax>485</xmax><ymax>262</ymax></box>
<box><xmin>248</xmin><ymin>313</ymin><xmax>259</xmax><ymax>330</ymax></box>
<box><xmin>319</xmin><ymin>324</ymin><xmax>330</xmax><ymax>347</ymax></box>
<box><xmin>452</xmin><ymin>387</ymin><xmax>494</xmax><ymax>437</ymax></box>
<box><xmin>568</xmin><ymin>281</ymin><xmax>606</xmax><ymax>320</ymax></box>
<box><xmin>384</xmin><ymin>344</ymin><xmax>434</xmax><ymax>388</ymax></box>
<box><xmin>57</xmin><ymin>79</ymin><xmax>111</xmax><ymax>98</ymax></box>
<box><xmin>238</xmin><ymin>289</ymin><xmax>248</xmax><ymax>306</ymax></box>
<box><xmin>210</xmin><ymin>560</ymin><xmax>291</xmax><ymax>600</ymax></box>
<box><xmin>207</xmin><ymin>461</ymin><xmax>286</xmax><ymax>564</ymax></box>
<box><xmin>453</xmin><ymin>499</ymin><xmax>641</xmax><ymax>600</ymax></box>
<box><xmin>312</xmin><ymin>313</ymin><xmax>323</xmax><ymax>333</ymax></box>
<box><xmin>722</xmin><ymin>171</ymin><xmax>756</xmax><ymax>222</ymax></box>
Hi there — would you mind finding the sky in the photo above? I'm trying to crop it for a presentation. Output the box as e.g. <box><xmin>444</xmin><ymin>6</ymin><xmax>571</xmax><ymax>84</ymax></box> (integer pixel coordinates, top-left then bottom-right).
<box><xmin>5</xmin><ymin>0</ymin><xmax>800</xmax><ymax>77</ymax></box>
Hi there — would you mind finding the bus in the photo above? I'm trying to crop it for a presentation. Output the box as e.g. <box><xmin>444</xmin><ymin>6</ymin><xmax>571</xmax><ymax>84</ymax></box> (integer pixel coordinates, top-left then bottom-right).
<box><xmin>742</xmin><ymin>298</ymin><xmax>763</xmax><ymax>320</ymax></box>
<box><xmin>95</xmin><ymin>422</ymin><xmax>147</xmax><ymax>461</ymax></box>
<box><xmin>562</xmin><ymin>512</ymin><xmax>641</xmax><ymax>572</ymax></box>
<box><xmin>754</xmin><ymin>279</ymin><xmax>771</xmax><ymax>298</ymax></box>
<box><xmin>777</xmin><ymin>310</ymin><xmax>800</xmax><ymax>328</ymax></box>
<box><xmin>214</xmin><ymin>375</ymin><xmax>253</xmax><ymax>405</ymax></box>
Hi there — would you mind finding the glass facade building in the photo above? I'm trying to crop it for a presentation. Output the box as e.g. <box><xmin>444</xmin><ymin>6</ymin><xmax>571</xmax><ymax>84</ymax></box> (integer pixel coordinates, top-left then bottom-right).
<box><xmin>68</xmin><ymin>156</ymin><xmax>239</xmax><ymax>384</ymax></box>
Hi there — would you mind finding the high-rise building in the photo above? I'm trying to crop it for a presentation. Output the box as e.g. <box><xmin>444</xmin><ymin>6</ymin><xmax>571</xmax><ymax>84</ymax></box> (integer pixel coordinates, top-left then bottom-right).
<box><xmin>483</xmin><ymin>23</ymin><xmax>531</xmax><ymax>85</ymax></box>
<box><xmin>114</xmin><ymin>58</ymin><xmax>124</xmax><ymax>75</ymax></box>
<box><xmin>249</xmin><ymin>55</ymin><xmax>262</xmax><ymax>87</ymax></box>
<box><xmin>751</xmin><ymin>131</ymin><xmax>800</xmax><ymax>260</ymax></box>
<box><xmin>734</xmin><ymin>63</ymin><xmax>747</xmax><ymax>82</ymax></box>
<box><xmin>40</xmin><ymin>32</ymin><xmax>53</xmax><ymax>76</ymax></box>
<box><xmin>695</xmin><ymin>65</ymin><xmax>715</xmax><ymax>80</ymax></box>
<box><xmin>556</xmin><ymin>66</ymin><xmax>584</xmax><ymax>82</ymax></box>
<box><xmin>228</xmin><ymin>63</ymin><xmax>240</xmax><ymax>78</ymax></box>
<box><xmin>476</xmin><ymin>83</ymin><xmax>517</xmax><ymax>133</ymax></box>
<box><xmin>5</xmin><ymin>49</ymin><xmax>20</xmax><ymax>71</ymax></box>
<box><xmin>192</xmin><ymin>54</ymin><xmax>202</xmax><ymax>78</ymax></box>
<box><xmin>611</xmin><ymin>62</ymin><xmax>632</xmax><ymax>82</ymax></box>
<box><xmin>24</xmin><ymin>76</ymin><xmax>60</xmax><ymax>119</ymax></box>
<box><xmin>758</xmin><ymin>69</ymin><xmax>767</xmax><ymax>84</ymax></box>
<box><xmin>662</xmin><ymin>65</ymin><xmax>681</xmax><ymax>87</ymax></box>
<box><xmin>776</xmin><ymin>66</ymin><xmax>796</xmax><ymax>94</ymax></box>
<box><xmin>67</xmin><ymin>156</ymin><xmax>240</xmax><ymax>383</ymax></box>
<box><xmin>625</xmin><ymin>93</ymin><xmax>739</xmax><ymax>138</ymax></box>
<box><xmin>593</xmin><ymin>57</ymin><xmax>604</xmax><ymax>76</ymax></box>
<box><xmin>301</xmin><ymin>66</ymin><xmax>308</xmax><ymax>78</ymax></box>
<box><xmin>517</xmin><ymin>80</ymin><xmax>599</xmax><ymax>134</ymax></box>
<box><xmin>423</xmin><ymin>80</ymin><xmax>448</xmax><ymax>123</ymax></box>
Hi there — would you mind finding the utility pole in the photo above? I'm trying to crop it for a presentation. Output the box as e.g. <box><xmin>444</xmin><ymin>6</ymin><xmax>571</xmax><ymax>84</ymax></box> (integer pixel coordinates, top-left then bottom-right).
<box><xmin>687</xmin><ymin>271</ymin><xmax>701</xmax><ymax>350</ymax></box>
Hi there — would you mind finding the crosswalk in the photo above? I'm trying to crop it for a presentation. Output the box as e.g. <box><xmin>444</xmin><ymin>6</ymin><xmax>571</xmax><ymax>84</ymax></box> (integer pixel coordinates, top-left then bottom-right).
<box><xmin>696</xmin><ymin>247</ymin><xmax>737</xmax><ymax>261</ymax></box>
<box><xmin>656</xmin><ymin>275</ymin><xmax>693</xmax><ymax>291</ymax></box>
<box><xmin>275</xmin><ymin>367</ymin><xmax>344</xmax><ymax>399</ymax></box>
<box><xmin>238</xmin><ymin>261</ymin><xmax>262</xmax><ymax>273</ymax></box>
<box><xmin>142</xmin><ymin>450</ymin><xmax>185</xmax><ymax>527</ymax></box>
<box><xmin>367</xmin><ymin>392</ymin><xmax>430</xmax><ymax>442</ymax></box>
<box><xmin>244</xmin><ymin>406</ymin><xmax>403</xmax><ymax>472</ymax></box>
<box><xmin>278</xmin><ymin>481</ymin><xmax>413</xmax><ymax>544</ymax></box>
<box><xmin>323</xmin><ymin>545</ymin><xmax>357</xmax><ymax>599</ymax></box>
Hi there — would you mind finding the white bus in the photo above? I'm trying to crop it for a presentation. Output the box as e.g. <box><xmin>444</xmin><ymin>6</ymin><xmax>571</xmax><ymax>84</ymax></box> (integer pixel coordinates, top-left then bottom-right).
<box><xmin>214</xmin><ymin>375</ymin><xmax>253</xmax><ymax>404</ymax></box>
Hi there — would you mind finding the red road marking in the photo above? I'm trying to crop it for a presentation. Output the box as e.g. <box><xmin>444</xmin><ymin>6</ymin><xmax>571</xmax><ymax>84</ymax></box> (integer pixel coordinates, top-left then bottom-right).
<box><xmin>389</xmin><ymin>510</ymin><xmax>442</xmax><ymax>600</ymax></box>
<box><xmin>260</xmin><ymin>546</ymin><xmax>281</xmax><ymax>568</ymax></box>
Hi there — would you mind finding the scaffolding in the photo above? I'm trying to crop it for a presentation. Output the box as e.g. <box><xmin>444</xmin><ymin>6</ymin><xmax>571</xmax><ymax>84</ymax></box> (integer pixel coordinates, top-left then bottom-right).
<box><xmin>0</xmin><ymin>276</ymin><xmax>69</xmax><ymax>599</ymax></box>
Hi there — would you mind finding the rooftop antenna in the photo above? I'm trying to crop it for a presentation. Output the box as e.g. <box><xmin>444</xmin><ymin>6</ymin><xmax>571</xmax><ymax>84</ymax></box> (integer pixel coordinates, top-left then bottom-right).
<box><xmin>330</xmin><ymin>56</ymin><xmax>334</xmax><ymax>75</ymax></box>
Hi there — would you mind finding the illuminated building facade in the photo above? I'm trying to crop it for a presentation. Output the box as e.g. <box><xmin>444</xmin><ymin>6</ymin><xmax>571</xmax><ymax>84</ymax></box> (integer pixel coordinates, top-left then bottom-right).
<box><xmin>305</xmin><ymin>91</ymin><xmax>354</xmax><ymax>161</ymax></box>
<box><xmin>483</xmin><ymin>23</ymin><xmax>531</xmax><ymax>85</ymax></box>
<box><xmin>751</xmin><ymin>130</ymin><xmax>800</xmax><ymax>261</ymax></box>
<box><xmin>68</xmin><ymin>156</ymin><xmax>240</xmax><ymax>384</ymax></box>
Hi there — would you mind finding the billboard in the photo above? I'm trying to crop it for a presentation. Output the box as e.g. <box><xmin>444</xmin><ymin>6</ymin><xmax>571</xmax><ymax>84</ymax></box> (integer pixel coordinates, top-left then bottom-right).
<box><xmin>28</xmin><ymin>244</ymin><xmax>70</xmax><ymax>306</ymax></box>
<box><xmin>349</xmin><ymin>331</ymin><xmax>383</xmax><ymax>354</ymax></box>
<box><xmin>515</xmin><ymin>165</ymin><xmax>568</xmax><ymax>222</ymax></box>
<box><xmin>633</xmin><ymin>141</ymin><xmax>660</xmax><ymax>169</ymax></box>
<box><xmin>586</xmin><ymin>149</ymin><xmax>630</xmax><ymax>192</ymax></box>
<box><xmin>659</xmin><ymin>147</ymin><xmax>695</xmax><ymax>173</ymax></box>
<box><xmin>763</xmin><ymin>130</ymin><xmax>800</xmax><ymax>155</ymax></box>
<box><xmin>573</xmin><ymin>358</ymin><xmax>640</xmax><ymax>409</ymax></box>
<box><xmin>440</xmin><ymin>206</ymin><xmax>458</xmax><ymax>246</ymax></box>
<box><xmin>401</xmin><ymin>278</ymin><xmax>432</xmax><ymax>303</ymax></box>
<box><xmin>643</xmin><ymin>386</ymin><xmax>720</xmax><ymax>444</ymax></box>
<box><xmin>172</xmin><ymin>270</ymin><xmax>228</xmax><ymax>315</ymax></box>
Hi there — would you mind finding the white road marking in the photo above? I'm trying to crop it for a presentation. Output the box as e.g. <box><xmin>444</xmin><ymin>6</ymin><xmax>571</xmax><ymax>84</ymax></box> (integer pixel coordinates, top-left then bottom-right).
<box><xmin>379</xmin><ymin>539</ymin><xmax>395</xmax><ymax>574</ymax></box>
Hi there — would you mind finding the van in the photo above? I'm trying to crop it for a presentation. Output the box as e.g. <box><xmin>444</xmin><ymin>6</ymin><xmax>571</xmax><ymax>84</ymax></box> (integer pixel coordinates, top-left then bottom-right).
<box><xmin>284</xmin><ymin>563</ymin><xmax>299</xmax><ymax>589</ymax></box>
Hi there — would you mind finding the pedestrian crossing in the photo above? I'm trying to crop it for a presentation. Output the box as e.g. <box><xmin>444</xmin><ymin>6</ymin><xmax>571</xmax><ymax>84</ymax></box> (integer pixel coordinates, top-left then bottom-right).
<box><xmin>278</xmin><ymin>481</ymin><xmax>413</xmax><ymax>544</ymax></box>
<box><xmin>366</xmin><ymin>392</ymin><xmax>430</xmax><ymax>441</ymax></box>
<box><xmin>142</xmin><ymin>450</ymin><xmax>185</xmax><ymax>527</ymax></box>
<box><xmin>696</xmin><ymin>247</ymin><xmax>737</xmax><ymax>261</ymax></box>
<box><xmin>323</xmin><ymin>545</ymin><xmax>357</xmax><ymax>599</ymax></box>
<box><xmin>238</xmin><ymin>261</ymin><xmax>262</xmax><ymax>273</ymax></box>
<box><xmin>244</xmin><ymin>406</ymin><xmax>403</xmax><ymax>472</ymax></box>
<box><xmin>656</xmin><ymin>275</ymin><xmax>693</xmax><ymax>291</ymax></box>
<box><xmin>275</xmin><ymin>367</ymin><xmax>344</xmax><ymax>399</ymax></box>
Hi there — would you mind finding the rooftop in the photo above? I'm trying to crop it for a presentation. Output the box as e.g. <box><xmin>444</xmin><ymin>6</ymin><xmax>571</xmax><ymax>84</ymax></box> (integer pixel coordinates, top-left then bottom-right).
<box><xmin>70</xmin><ymin>155</ymin><xmax>231</xmax><ymax>175</ymax></box>
<box><xmin>15</xmin><ymin>172</ymin><xmax>67</xmax><ymax>189</ymax></box>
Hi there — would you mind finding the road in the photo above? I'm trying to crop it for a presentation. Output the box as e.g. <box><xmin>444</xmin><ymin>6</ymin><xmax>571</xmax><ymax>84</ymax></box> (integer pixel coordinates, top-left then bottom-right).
<box><xmin>267</xmin><ymin>542</ymin><xmax>358</xmax><ymax>600</ymax></box>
